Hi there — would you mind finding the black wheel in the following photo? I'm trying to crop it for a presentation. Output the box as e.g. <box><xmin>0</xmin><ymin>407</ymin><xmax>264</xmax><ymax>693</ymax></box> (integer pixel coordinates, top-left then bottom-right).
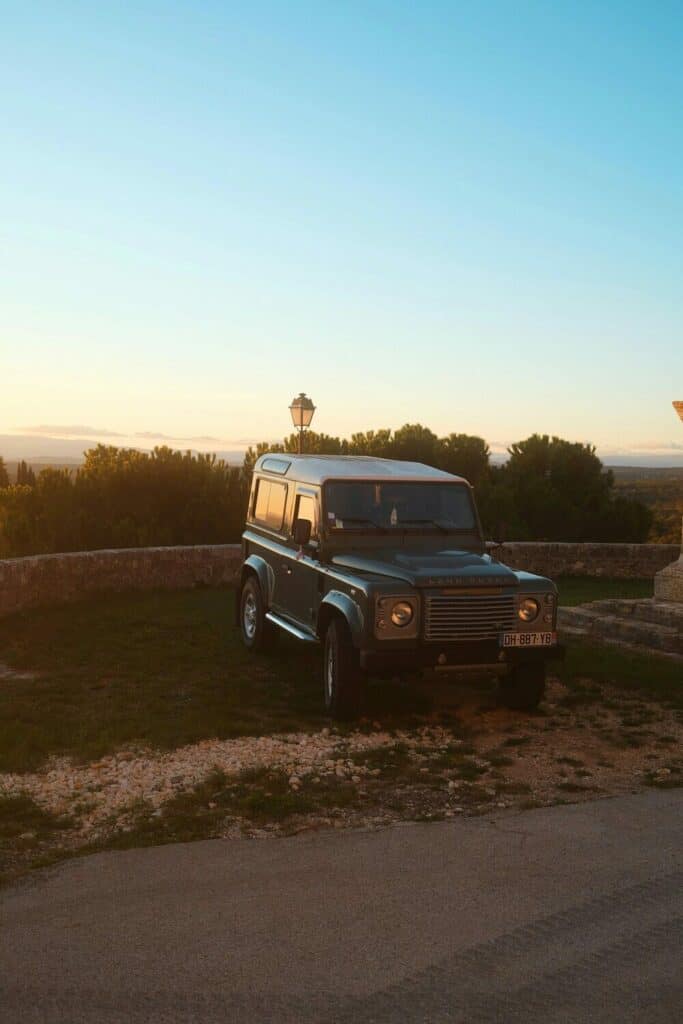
<box><xmin>323</xmin><ymin>616</ymin><xmax>362</xmax><ymax>720</ymax></box>
<box><xmin>240</xmin><ymin>576</ymin><xmax>278</xmax><ymax>652</ymax></box>
<box><xmin>498</xmin><ymin>663</ymin><xmax>546</xmax><ymax>711</ymax></box>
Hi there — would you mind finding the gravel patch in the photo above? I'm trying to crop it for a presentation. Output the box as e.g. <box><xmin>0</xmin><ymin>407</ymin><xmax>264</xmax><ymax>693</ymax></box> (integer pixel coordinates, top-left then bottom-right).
<box><xmin>0</xmin><ymin>727</ymin><xmax>457</xmax><ymax>835</ymax></box>
<box><xmin>2</xmin><ymin>676</ymin><xmax>681</xmax><ymax>881</ymax></box>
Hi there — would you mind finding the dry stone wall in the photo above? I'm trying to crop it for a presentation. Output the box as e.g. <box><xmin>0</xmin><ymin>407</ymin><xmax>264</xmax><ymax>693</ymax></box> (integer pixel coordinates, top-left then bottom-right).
<box><xmin>0</xmin><ymin>545</ymin><xmax>242</xmax><ymax>618</ymax></box>
<box><xmin>493</xmin><ymin>542</ymin><xmax>678</xmax><ymax>580</ymax></box>
<box><xmin>0</xmin><ymin>542</ymin><xmax>678</xmax><ymax>619</ymax></box>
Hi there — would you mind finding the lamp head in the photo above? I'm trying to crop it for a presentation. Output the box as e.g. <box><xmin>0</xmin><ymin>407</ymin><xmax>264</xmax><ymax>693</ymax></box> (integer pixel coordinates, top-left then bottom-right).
<box><xmin>289</xmin><ymin>392</ymin><xmax>316</xmax><ymax>429</ymax></box>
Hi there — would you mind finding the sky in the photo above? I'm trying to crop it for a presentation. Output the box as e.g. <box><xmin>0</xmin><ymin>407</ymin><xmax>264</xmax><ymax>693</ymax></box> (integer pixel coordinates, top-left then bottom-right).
<box><xmin>2</xmin><ymin>1</ymin><xmax>682</xmax><ymax>463</ymax></box>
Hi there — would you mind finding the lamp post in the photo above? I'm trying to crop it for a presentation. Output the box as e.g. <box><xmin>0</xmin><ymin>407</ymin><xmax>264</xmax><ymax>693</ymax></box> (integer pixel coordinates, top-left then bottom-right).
<box><xmin>289</xmin><ymin>392</ymin><xmax>316</xmax><ymax>454</ymax></box>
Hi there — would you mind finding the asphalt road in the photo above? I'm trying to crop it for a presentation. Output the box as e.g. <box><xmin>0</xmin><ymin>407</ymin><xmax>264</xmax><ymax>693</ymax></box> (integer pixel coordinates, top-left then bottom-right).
<box><xmin>1</xmin><ymin>790</ymin><xmax>682</xmax><ymax>1023</ymax></box>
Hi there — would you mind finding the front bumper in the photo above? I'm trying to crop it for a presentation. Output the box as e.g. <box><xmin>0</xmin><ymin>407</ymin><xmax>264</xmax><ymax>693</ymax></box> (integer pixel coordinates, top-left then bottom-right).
<box><xmin>359</xmin><ymin>640</ymin><xmax>565</xmax><ymax>674</ymax></box>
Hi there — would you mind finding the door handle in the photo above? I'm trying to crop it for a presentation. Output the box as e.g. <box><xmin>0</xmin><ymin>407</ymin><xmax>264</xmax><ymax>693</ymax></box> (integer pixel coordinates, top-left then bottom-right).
<box><xmin>282</xmin><ymin>564</ymin><xmax>292</xmax><ymax>575</ymax></box>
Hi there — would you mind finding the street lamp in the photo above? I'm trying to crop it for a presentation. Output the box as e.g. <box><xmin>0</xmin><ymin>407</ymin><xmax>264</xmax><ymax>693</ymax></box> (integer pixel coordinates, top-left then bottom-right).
<box><xmin>289</xmin><ymin>392</ymin><xmax>316</xmax><ymax>454</ymax></box>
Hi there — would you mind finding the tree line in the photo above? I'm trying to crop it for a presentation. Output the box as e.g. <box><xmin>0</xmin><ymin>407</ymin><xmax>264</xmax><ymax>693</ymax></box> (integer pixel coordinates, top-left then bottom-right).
<box><xmin>244</xmin><ymin>425</ymin><xmax>651</xmax><ymax>543</ymax></box>
<box><xmin>0</xmin><ymin>425</ymin><xmax>652</xmax><ymax>557</ymax></box>
<box><xmin>0</xmin><ymin>447</ymin><xmax>246</xmax><ymax>557</ymax></box>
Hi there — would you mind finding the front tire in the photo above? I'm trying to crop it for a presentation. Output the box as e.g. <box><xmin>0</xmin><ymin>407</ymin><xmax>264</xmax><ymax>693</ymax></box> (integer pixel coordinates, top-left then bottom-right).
<box><xmin>323</xmin><ymin>617</ymin><xmax>362</xmax><ymax>720</ymax></box>
<box><xmin>240</xmin><ymin>576</ymin><xmax>278</xmax><ymax>652</ymax></box>
<box><xmin>498</xmin><ymin>663</ymin><xmax>546</xmax><ymax>711</ymax></box>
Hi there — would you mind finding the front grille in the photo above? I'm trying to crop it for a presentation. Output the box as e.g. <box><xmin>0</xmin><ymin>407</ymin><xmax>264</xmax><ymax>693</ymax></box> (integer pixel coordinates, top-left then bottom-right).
<box><xmin>424</xmin><ymin>593</ymin><xmax>516</xmax><ymax>642</ymax></box>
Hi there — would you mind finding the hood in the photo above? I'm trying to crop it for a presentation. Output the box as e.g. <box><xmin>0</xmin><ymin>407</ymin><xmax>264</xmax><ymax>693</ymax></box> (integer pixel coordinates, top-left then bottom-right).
<box><xmin>331</xmin><ymin>547</ymin><xmax>518</xmax><ymax>588</ymax></box>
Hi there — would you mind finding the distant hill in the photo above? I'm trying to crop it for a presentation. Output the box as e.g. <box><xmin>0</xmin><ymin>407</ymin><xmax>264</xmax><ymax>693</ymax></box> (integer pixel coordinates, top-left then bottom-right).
<box><xmin>0</xmin><ymin>435</ymin><xmax>245</xmax><ymax>468</ymax></box>
<box><xmin>2</xmin><ymin>432</ymin><xmax>682</xmax><ymax>479</ymax></box>
<box><xmin>611</xmin><ymin>468</ymin><xmax>683</xmax><ymax>543</ymax></box>
<box><xmin>5</xmin><ymin>461</ymin><xmax>80</xmax><ymax>482</ymax></box>
<box><xmin>0</xmin><ymin>435</ymin><xmax>91</xmax><ymax>462</ymax></box>
<box><xmin>607</xmin><ymin>466</ymin><xmax>683</xmax><ymax>482</ymax></box>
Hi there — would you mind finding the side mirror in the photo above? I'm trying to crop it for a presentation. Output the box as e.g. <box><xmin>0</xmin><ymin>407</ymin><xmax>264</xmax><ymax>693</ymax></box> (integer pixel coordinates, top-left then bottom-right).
<box><xmin>486</xmin><ymin>521</ymin><xmax>506</xmax><ymax>554</ymax></box>
<box><xmin>293</xmin><ymin>517</ymin><xmax>312</xmax><ymax>547</ymax></box>
<box><xmin>490</xmin><ymin>520</ymin><xmax>507</xmax><ymax>548</ymax></box>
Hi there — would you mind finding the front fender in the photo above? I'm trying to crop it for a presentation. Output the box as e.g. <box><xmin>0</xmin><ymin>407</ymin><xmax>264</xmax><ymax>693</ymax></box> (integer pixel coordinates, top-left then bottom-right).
<box><xmin>319</xmin><ymin>590</ymin><xmax>365</xmax><ymax>647</ymax></box>
<box><xmin>241</xmin><ymin>555</ymin><xmax>275</xmax><ymax>607</ymax></box>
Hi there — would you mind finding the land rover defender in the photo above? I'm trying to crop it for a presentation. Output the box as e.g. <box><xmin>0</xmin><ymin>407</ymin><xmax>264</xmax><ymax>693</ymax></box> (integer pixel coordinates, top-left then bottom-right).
<box><xmin>238</xmin><ymin>455</ymin><xmax>563</xmax><ymax>718</ymax></box>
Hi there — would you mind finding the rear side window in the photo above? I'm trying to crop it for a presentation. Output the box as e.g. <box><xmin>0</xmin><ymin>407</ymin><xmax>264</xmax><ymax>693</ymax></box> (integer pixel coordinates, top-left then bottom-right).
<box><xmin>253</xmin><ymin>479</ymin><xmax>288</xmax><ymax>531</ymax></box>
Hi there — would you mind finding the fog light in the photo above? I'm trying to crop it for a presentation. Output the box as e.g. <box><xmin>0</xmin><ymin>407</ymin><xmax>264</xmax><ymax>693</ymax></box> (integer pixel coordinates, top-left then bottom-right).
<box><xmin>544</xmin><ymin>613</ymin><xmax>553</xmax><ymax>624</ymax></box>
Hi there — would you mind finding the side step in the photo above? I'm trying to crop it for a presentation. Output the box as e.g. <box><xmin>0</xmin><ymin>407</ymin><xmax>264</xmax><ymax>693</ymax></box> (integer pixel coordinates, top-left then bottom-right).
<box><xmin>265</xmin><ymin>612</ymin><xmax>319</xmax><ymax>643</ymax></box>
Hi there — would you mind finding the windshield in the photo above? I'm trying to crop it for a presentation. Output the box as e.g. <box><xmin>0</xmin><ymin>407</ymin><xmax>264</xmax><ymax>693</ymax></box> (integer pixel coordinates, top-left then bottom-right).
<box><xmin>323</xmin><ymin>480</ymin><xmax>477</xmax><ymax>532</ymax></box>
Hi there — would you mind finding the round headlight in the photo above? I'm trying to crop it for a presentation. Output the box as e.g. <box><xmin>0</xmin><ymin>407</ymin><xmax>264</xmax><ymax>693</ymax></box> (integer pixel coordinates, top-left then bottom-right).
<box><xmin>390</xmin><ymin>601</ymin><xmax>414</xmax><ymax>627</ymax></box>
<box><xmin>518</xmin><ymin>598</ymin><xmax>540</xmax><ymax>623</ymax></box>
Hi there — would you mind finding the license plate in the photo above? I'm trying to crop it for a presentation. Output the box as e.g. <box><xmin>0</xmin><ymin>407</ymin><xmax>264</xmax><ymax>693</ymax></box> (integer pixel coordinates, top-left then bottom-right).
<box><xmin>500</xmin><ymin>632</ymin><xmax>556</xmax><ymax>648</ymax></box>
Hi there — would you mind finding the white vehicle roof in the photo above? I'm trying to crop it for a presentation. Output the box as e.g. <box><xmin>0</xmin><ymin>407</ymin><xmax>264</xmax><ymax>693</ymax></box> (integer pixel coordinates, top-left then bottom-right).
<box><xmin>254</xmin><ymin>453</ymin><xmax>468</xmax><ymax>486</ymax></box>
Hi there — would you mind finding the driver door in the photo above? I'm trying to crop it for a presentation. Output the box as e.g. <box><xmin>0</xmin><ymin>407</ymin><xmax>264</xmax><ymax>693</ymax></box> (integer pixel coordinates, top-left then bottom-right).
<box><xmin>278</xmin><ymin>489</ymin><xmax>320</xmax><ymax>631</ymax></box>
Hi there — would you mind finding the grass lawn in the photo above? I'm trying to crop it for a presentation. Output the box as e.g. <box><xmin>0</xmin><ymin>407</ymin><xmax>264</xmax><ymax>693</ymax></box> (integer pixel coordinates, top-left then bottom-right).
<box><xmin>554</xmin><ymin>642</ymin><xmax>682</xmax><ymax>710</ymax></box>
<box><xmin>0</xmin><ymin>588</ymin><xmax>329</xmax><ymax>773</ymax></box>
<box><xmin>556</xmin><ymin>577</ymin><xmax>653</xmax><ymax>606</ymax></box>
<box><xmin>0</xmin><ymin>585</ymin><xmax>679</xmax><ymax>776</ymax></box>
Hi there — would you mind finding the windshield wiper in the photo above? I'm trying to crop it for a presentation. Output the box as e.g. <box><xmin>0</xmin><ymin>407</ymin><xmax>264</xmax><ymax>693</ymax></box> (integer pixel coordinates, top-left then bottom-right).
<box><xmin>336</xmin><ymin>516</ymin><xmax>387</xmax><ymax>532</ymax></box>
<box><xmin>397</xmin><ymin>518</ymin><xmax>455</xmax><ymax>533</ymax></box>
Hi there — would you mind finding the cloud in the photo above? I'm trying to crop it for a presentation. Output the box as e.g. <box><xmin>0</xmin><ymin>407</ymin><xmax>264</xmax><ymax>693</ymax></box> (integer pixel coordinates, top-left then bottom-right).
<box><xmin>488</xmin><ymin>437</ymin><xmax>683</xmax><ymax>458</ymax></box>
<box><xmin>134</xmin><ymin>431</ymin><xmax>228</xmax><ymax>444</ymax></box>
<box><xmin>20</xmin><ymin>424</ymin><xmax>125</xmax><ymax>438</ymax></box>
<box><xmin>229</xmin><ymin>437</ymin><xmax>281</xmax><ymax>446</ymax></box>
<box><xmin>598</xmin><ymin>441</ymin><xmax>683</xmax><ymax>455</ymax></box>
<box><xmin>17</xmin><ymin>426</ymin><xmax>232</xmax><ymax>445</ymax></box>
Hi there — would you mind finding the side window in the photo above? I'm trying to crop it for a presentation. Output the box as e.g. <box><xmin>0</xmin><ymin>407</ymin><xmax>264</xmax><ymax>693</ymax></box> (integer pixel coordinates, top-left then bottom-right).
<box><xmin>293</xmin><ymin>493</ymin><xmax>318</xmax><ymax>540</ymax></box>
<box><xmin>253</xmin><ymin>479</ymin><xmax>288</xmax><ymax>531</ymax></box>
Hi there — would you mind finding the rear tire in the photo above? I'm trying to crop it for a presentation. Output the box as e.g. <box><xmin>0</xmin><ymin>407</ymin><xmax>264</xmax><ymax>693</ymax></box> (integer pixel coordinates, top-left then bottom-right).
<box><xmin>323</xmin><ymin>617</ymin><xmax>362</xmax><ymax>720</ymax></box>
<box><xmin>498</xmin><ymin>663</ymin><xmax>546</xmax><ymax>711</ymax></box>
<box><xmin>240</xmin><ymin>576</ymin><xmax>278</xmax><ymax>652</ymax></box>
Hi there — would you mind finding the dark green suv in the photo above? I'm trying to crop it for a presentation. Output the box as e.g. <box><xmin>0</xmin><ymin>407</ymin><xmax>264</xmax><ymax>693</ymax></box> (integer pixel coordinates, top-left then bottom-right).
<box><xmin>238</xmin><ymin>454</ymin><xmax>562</xmax><ymax>718</ymax></box>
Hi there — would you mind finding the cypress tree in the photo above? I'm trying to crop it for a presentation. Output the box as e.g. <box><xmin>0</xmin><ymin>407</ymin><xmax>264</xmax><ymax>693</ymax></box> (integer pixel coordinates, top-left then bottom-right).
<box><xmin>17</xmin><ymin>460</ymin><xmax>36</xmax><ymax>486</ymax></box>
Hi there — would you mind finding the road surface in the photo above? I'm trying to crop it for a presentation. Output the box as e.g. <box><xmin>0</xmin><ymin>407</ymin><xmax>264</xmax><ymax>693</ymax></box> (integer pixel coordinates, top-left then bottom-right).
<box><xmin>2</xmin><ymin>790</ymin><xmax>681</xmax><ymax>1022</ymax></box>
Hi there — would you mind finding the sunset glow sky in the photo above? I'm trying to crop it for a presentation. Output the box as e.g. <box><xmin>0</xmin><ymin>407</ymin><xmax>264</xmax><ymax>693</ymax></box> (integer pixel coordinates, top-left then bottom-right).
<box><xmin>2</xmin><ymin>2</ymin><xmax>682</xmax><ymax>462</ymax></box>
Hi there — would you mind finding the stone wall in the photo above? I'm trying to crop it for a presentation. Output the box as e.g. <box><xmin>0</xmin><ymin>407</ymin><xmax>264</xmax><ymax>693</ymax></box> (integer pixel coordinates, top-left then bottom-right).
<box><xmin>492</xmin><ymin>542</ymin><xmax>679</xmax><ymax>580</ymax></box>
<box><xmin>0</xmin><ymin>545</ymin><xmax>242</xmax><ymax>618</ymax></box>
<box><xmin>0</xmin><ymin>542</ymin><xmax>679</xmax><ymax>619</ymax></box>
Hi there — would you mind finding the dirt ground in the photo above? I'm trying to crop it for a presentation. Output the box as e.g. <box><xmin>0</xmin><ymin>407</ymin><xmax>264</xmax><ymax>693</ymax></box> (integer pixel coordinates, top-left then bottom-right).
<box><xmin>2</xmin><ymin>668</ymin><xmax>681</xmax><ymax>885</ymax></box>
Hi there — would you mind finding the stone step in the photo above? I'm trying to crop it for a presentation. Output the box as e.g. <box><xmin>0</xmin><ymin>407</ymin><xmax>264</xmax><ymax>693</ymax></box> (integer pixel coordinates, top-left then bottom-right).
<box><xmin>557</xmin><ymin>622</ymin><xmax>683</xmax><ymax>663</ymax></box>
<box><xmin>655</xmin><ymin>556</ymin><xmax>683</xmax><ymax>602</ymax></box>
<box><xmin>558</xmin><ymin>604</ymin><xmax>683</xmax><ymax>655</ymax></box>
<box><xmin>585</xmin><ymin>598</ymin><xmax>683</xmax><ymax>630</ymax></box>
